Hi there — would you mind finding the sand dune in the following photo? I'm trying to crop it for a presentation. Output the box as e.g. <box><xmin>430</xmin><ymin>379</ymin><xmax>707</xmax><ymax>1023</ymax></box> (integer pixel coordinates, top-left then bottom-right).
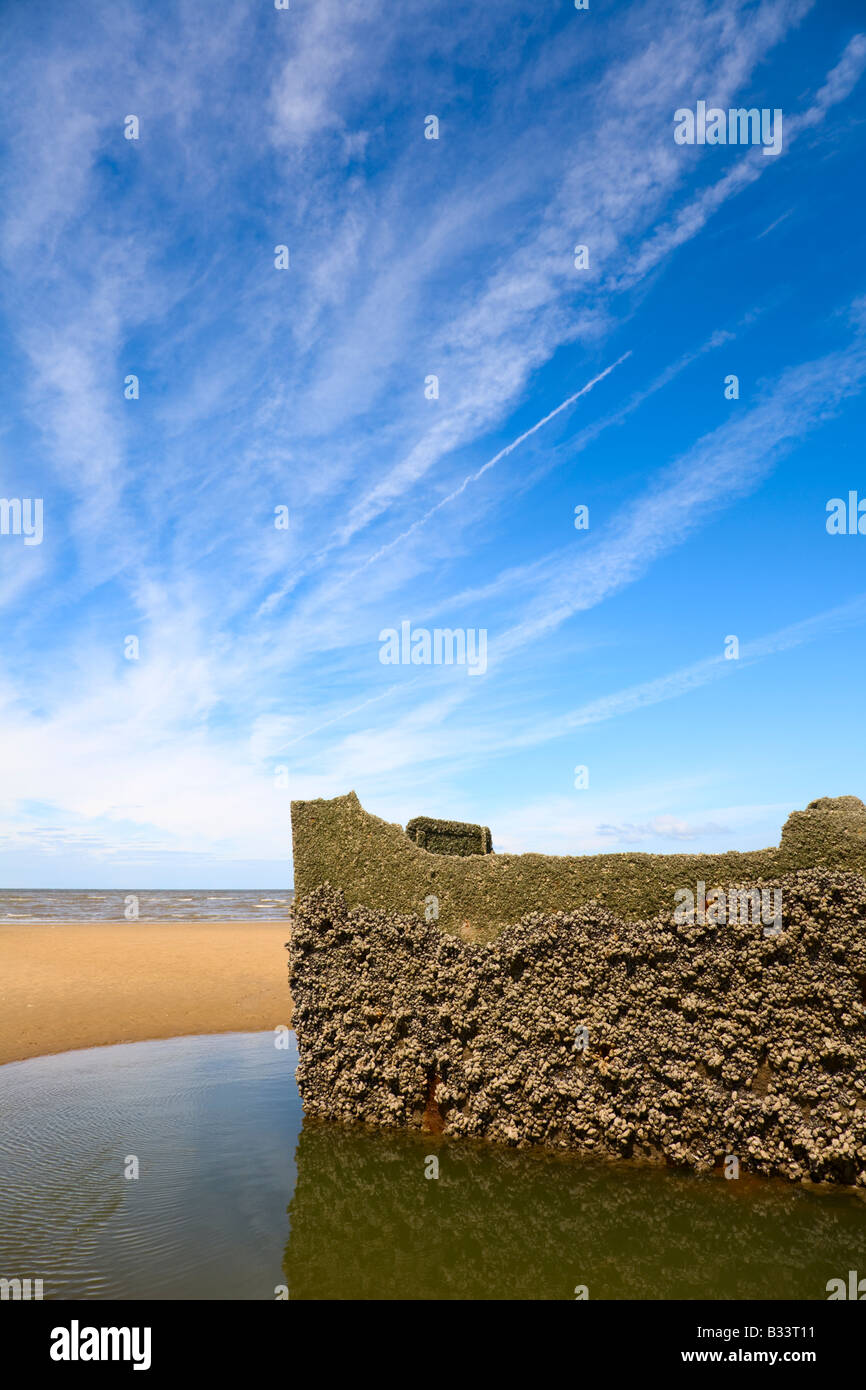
<box><xmin>0</xmin><ymin>921</ymin><xmax>292</xmax><ymax>1065</ymax></box>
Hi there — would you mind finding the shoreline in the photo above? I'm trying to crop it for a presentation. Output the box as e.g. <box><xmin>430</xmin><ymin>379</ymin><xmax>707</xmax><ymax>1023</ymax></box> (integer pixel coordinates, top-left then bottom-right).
<box><xmin>0</xmin><ymin>920</ymin><xmax>292</xmax><ymax>1066</ymax></box>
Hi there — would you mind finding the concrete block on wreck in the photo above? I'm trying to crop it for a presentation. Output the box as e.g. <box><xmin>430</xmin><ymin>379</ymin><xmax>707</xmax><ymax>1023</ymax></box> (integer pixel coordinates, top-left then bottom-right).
<box><xmin>405</xmin><ymin>815</ymin><xmax>492</xmax><ymax>857</ymax></box>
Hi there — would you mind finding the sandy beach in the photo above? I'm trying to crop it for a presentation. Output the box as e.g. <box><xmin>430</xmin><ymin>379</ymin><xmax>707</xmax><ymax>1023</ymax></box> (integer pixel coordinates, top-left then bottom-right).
<box><xmin>0</xmin><ymin>921</ymin><xmax>292</xmax><ymax>1066</ymax></box>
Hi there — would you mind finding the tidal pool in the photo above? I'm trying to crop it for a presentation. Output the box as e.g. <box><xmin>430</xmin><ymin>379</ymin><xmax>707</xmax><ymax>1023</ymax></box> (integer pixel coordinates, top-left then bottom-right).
<box><xmin>0</xmin><ymin>1032</ymin><xmax>863</xmax><ymax>1299</ymax></box>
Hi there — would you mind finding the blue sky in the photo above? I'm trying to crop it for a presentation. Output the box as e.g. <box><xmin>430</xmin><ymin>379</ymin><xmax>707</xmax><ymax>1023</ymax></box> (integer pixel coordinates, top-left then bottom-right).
<box><xmin>1</xmin><ymin>0</ymin><xmax>865</xmax><ymax>888</ymax></box>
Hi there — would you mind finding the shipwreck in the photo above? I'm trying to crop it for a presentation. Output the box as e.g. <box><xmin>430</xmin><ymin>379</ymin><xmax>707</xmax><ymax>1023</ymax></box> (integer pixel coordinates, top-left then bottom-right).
<box><xmin>289</xmin><ymin>792</ymin><xmax>866</xmax><ymax>1185</ymax></box>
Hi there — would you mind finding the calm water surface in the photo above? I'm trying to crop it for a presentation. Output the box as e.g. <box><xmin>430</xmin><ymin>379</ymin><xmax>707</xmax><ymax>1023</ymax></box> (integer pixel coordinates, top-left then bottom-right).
<box><xmin>0</xmin><ymin>1032</ymin><xmax>864</xmax><ymax>1300</ymax></box>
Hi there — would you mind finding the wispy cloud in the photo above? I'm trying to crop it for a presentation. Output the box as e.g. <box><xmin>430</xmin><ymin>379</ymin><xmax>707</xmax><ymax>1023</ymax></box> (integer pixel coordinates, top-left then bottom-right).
<box><xmin>0</xmin><ymin>0</ymin><xmax>864</xmax><ymax>883</ymax></box>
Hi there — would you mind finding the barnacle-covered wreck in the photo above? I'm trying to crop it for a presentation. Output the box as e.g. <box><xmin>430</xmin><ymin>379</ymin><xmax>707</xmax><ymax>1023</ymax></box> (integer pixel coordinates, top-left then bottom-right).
<box><xmin>289</xmin><ymin>792</ymin><xmax>866</xmax><ymax>1184</ymax></box>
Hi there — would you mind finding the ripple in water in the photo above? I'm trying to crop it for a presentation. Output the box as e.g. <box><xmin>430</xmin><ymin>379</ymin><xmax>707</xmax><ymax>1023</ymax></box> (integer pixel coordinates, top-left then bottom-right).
<box><xmin>0</xmin><ymin>1033</ymin><xmax>301</xmax><ymax>1300</ymax></box>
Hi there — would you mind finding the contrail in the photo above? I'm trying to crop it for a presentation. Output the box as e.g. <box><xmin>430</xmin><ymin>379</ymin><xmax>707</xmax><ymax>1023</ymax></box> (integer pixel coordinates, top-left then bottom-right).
<box><xmin>357</xmin><ymin>350</ymin><xmax>632</xmax><ymax>573</ymax></box>
<box><xmin>276</xmin><ymin>677</ymin><xmax>423</xmax><ymax>750</ymax></box>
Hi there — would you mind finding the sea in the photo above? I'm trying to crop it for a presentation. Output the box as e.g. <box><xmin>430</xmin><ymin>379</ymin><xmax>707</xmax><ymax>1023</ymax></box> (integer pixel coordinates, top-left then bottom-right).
<box><xmin>0</xmin><ymin>890</ymin><xmax>292</xmax><ymax>922</ymax></box>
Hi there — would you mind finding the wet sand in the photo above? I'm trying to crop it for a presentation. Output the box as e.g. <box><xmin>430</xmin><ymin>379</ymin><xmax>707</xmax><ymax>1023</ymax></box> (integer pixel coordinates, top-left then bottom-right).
<box><xmin>0</xmin><ymin>921</ymin><xmax>292</xmax><ymax>1065</ymax></box>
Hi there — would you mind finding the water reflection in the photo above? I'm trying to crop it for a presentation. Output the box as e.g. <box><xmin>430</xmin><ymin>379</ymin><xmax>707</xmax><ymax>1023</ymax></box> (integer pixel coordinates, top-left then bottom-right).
<box><xmin>284</xmin><ymin>1119</ymin><xmax>866</xmax><ymax>1300</ymax></box>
